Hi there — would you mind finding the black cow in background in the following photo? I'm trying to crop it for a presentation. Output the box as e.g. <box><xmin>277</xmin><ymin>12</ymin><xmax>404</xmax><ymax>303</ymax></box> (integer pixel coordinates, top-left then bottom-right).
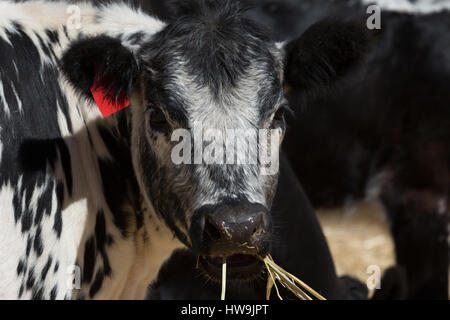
<box><xmin>140</xmin><ymin>0</ymin><xmax>449</xmax><ymax>300</ymax></box>
<box><xmin>225</xmin><ymin>0</ymin><xmax>450</xmax><ymax>300</ymax></box>
<box><xmin>279</xmin><ymin>2</ymin><xmax>450</xmax><ymax>300</ymax></box>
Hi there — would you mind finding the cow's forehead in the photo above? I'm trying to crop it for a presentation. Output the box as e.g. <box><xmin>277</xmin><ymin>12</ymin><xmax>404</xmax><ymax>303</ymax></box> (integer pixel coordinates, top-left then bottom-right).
<box><xmin>141</xmin><ymin>40</ymin><xmax>283</xmax><ymax>126</ymax></box>
<box><xmin>170</xmin><ymin>60</ymin><xmax>282</xmax><ymax>129</ymax></box>
<box><xmin>138</xmin><ymin>3</ymin><xmax>284</xmax><ymax>124</ymax></box>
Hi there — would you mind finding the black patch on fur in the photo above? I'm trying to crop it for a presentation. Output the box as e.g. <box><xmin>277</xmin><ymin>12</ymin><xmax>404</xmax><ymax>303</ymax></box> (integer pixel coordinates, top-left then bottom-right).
<box><xmin>34</xmin><ymin>180</ymin><xmax>54</xmax><ymax>225</ymax></box>
<box><xmin>17</xmin><ymin>259</ymin><xmax>25</xmax><ymax>276</ymax></box>
<box><xmin>50</xmin><ymin>285</ymin><xmax>58</xmax><ymax>300</ymax></box>
<box><xmin>95</xmin><ymin>211</ymin><xmax>107</xmax><ymax>252</ymax></box>
<box><xmin>284</xmin><ymin>19</ymin><xmax>370</xmax><ymax>92</ymax></box>
<box><xmin>33</xmin><ymin>226</ymin><xmax>43</xmax><ymax>256</ymax></box>
<box><xmin>21</xmin><ymin>209</ymin><xmax>33</xmax><ymax>233</ymax></box>
<box><xmin>18</xmin><ymin>139</ymin><xmax>72</xmax><ymax>196</ymax></box>
<box><xmin>89</xmin><ymin>269</ymin><xmax>105</xmax><ymax>298</ymax></box>
<box><xmin>25</xmin><ymin>236</ymin><xmax>32</xmax><ymax>256</ymax></box>
<box><xmin>53</xmin><ymin>182</ymin><xmax>64</xmax><ymax>238</ymax></box>
<box><xmin>95</xmin><ymin>210</ymin><xmax>112</xmax><ymax>276</ymax></box>
<box><xmin>13</xmin><ymin>193</ymin><xmax>21</xmax><ymax>223</ymax></box>
<box><xmin>125</xmin><ymin>31</ymin><xmax>146</xmax><ymax>46</ymax></box>
<box><xmin>107</xmin><ymin>235</ymin><xmax>114</xmax><ymax>246</ymax></box>
<box><xmin>26</xmin><ymin>268</ymin><xmax>35</xmax><ymax>290</ymax></box>
<box><xmin>97</xmin><ymin>159</ymin><xmax>130</xmax><ymax>236</ymax></box>
<box><xmin>60</xmin><ymin>35</ymin><xmax>140</xmax><ymax>104</ymax></box>
<box><xmin>83</xmin><ymin>237</ymin><xmax>96</xmax><ymax>284</ymax></box>
<box><xmin>32</xmin><ymin>287</ymin><xmax>44</xmax><ymax>300</ymax></box>
<box><xmin>45</xmin><ymin>29</ymin><xmax>59</xmax><ymax>45</ymax></box>
<box><xmin>57</xmin><ymin>139</ymin><xmax>73</xmax><ymax>195</ymax></box>
<box><xmin>35</xmin><ymin>31</ymin><xmax>56</xmax><ymax>62</ymax></box>
<box><xmin>18</xmin><ymin>284</ymin><xmax>24</xmax><ymax>298</ymax></box>
<box><xmin>41</xmin><ymin>256</ymin><xmax>53</xmax><ymax>281</ymax></box>
<box><xmin>62</xmin><ymin>26</ymin><xmax>69</xmax><ymax>40</ymax></box>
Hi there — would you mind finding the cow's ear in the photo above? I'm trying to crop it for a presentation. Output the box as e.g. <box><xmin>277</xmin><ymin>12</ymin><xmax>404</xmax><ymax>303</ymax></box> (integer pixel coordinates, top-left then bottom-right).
<box><xmin>283</xmin><ymin>19</ymin><xmax>371</xmax><ymax>93</ymax></box>
<box><xmin>60</xmin><ymin>36</ymin><xmax>140</xmax><ymax>116</ymax></box>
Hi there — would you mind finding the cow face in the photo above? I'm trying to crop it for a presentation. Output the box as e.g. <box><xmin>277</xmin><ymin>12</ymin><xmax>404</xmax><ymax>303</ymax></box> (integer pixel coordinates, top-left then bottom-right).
<box><xmin>61</xmin><ymin>0</ymin><xmax>369</xmax><ymax>282</ymax></box>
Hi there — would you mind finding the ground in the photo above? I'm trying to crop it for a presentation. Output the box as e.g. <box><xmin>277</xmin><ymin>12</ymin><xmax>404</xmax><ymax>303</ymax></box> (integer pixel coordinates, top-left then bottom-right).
<box><xmin>316</xmin><ymin>201</ymin><xmax>395</xmax><ymax>296</ymax></box>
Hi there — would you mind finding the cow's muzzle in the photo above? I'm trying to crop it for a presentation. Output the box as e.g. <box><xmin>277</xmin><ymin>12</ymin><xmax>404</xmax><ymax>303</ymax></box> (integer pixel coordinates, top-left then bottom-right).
<box><xmin>190</xmin><ymin>201</ymin><xmax>271</xmax><ymax>281</ymax></box>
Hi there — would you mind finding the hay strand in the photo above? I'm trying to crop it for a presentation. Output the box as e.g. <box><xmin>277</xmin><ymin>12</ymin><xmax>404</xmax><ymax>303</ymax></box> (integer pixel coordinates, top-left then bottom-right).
<box><xmin>221</xmin><ymin>258</ymin><xmax>227</xmax><ymax>300</ymax></box>
<box><xmin>262</xmin><ymin>255</ymin><xmax>326</xmax><ymax>300</ymax></box>
<box><xmin>263</xmin><ymin>257</ymin><xmax>283</xmax><ymax>300</ymax></box>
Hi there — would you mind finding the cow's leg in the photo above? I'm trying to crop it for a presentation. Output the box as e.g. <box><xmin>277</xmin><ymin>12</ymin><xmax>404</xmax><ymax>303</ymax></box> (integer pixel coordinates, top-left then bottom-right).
<box><xmin>381</xmin><ymin>189</ymin><xmax>449</xmax><ymax>299</ymax></box>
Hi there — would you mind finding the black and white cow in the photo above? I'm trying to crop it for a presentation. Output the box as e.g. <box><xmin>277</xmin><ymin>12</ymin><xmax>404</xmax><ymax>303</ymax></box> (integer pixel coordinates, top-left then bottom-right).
<box><xmin>0</xmin><ymin>0</ymin><xmax>370</xmax><ymax>299</ymax></box>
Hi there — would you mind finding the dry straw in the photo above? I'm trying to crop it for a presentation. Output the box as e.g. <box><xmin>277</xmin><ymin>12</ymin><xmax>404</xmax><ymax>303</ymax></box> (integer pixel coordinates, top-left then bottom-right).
<box><xmin>220</xmin><ymin>255</ymin><xmax>326</xmax><ymax>300</ymax></box>
<box><xmin>219</xmin><ymin>255</ymin><xmax>326</xmax><ymax>300</ymax></box>
<box><xmin>262</xmin><ymin>254</ymin><xmax>326</xmax><ymax>300</ymax></box>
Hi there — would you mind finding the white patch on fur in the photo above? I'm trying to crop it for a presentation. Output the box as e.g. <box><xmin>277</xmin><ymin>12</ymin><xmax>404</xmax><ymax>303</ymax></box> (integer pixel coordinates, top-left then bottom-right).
<box><xmin>85</xmin><ymin>3</ymin><xmax>166</xmax><ymax>52</ymax></box>
<box><xmin>0</xmin><ymin>80</ymin><xmax>10</xmax><ymax>117</ymax></box>
<box><xmin>10</xmin><ymin>81</ymin><xmax>22</xmax><ymax>114</ymax></box>
<box><xmin>56</xmin><ymin>101</ymin><xmax>70</xmax><ymax>136</ymax></box>
<box><xmin>12</xmin><ymin>61</ymin><xmax>19</xmax><ymax>78</ymax></box>
<box><xmin>362</xmin><ymin>0</ymin><xmax>450</xmax><ymax>14</ymax></box>
<box><xmin>115</xmin><ymin>209</ymin><xmax>183</xmax><ymax>300</ymax></box>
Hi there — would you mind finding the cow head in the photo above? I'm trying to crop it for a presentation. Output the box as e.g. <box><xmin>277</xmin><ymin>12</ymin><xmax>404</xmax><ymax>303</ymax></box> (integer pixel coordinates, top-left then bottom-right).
<box><xmin>61</xmin><ymin>0</ymin><xmax>369</xmax><ymax>282</ymax></box>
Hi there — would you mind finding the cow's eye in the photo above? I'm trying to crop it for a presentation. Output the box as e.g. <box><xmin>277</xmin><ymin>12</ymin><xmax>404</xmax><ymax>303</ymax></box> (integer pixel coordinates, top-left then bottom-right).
<box><xmin>271</xmin><ymin>107</ymin><xmax>286</xmax><ymax>128</ymax></box>
<box><xmin>274</xmin><ymin>108</ymin><xmax>285</xmax><ymax>121</ymax></box>
<box><xmin>148</xmin><ymin>107</ymin><xmax>168</xmax><ymax>129</ymax></box>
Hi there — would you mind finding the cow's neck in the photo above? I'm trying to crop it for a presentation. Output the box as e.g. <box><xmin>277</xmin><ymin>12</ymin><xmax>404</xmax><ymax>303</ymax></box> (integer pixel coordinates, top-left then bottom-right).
<box><xmin>1</xmin><ymin>0</ymin><xmax>176</xmax><ymax>300</ymax></box>
<box><xmin>50</xmin><ymin>3</ymin><xmax>179</xmax><ymax>300</ymax></box>
<box><xmin>66</xmin><ymin>109</ymin><xmax>182</xmax><ymax>300</ymax></box>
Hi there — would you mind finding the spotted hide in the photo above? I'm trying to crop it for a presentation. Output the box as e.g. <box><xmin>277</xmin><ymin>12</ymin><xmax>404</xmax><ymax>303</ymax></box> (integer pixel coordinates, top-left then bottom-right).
<box><xmin>0</xmin><ymin>0</ymin><xmax>370</xmax><ymax>299</ymax></box>
<box><xmin>0</xmin><ymin>0</ymin><xmax>180</xmax><ymax>300</ymax></box>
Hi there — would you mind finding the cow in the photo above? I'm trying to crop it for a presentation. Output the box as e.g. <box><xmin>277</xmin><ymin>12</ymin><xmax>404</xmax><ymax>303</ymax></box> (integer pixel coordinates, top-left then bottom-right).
<box><xmin>233</xmin><ymin>0</ymin><xmax>450</xmax><ymax>299</ymax></box>
<box><xmin>0</xmin><ymin>0</ymin><xmax>371</xmax><ymax>299</ymax></box>
<box><xmin>142</xmin><ymin>0</ymin><xmax>450</xmax><ymax>300</ymax></box>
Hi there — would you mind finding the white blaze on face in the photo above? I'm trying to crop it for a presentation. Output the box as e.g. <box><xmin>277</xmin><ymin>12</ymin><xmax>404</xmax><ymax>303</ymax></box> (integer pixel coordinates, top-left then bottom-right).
<box><xmin>172</xmin><ymin>61</ymin><xmax>279</xmax><ymax>208</ymax></box>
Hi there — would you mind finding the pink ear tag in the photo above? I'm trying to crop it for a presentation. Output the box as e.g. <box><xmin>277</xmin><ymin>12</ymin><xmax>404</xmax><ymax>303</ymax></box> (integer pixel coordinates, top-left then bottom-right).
<box><xmin>90</xmin><ymin>72</ymin><xmax>130</xmax><ymax>117</ymax></box>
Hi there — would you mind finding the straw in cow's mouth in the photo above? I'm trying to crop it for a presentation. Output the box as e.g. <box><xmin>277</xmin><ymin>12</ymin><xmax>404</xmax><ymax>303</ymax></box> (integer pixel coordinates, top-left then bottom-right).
<box><xmin>217</xmin><ymin>254</ymin><xmax>326</xmax><ymax>300</ymax></box>
<box><xmin>261</xmin><ymin>255</ymin><xmax>326</xmax><ymax>300</ymax></box>
<box><xmin>221</xmin><ymin>258</ymin><xmax>227</xmax><ymax>300</ymax></box>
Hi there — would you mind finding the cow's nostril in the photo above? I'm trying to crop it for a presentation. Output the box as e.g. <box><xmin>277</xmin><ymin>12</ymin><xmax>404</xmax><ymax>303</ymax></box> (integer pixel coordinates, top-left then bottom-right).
<box><xmin>204</xmin><ymin>220</ymin><xmax>222</xmax><ymax>242</ymax></box>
